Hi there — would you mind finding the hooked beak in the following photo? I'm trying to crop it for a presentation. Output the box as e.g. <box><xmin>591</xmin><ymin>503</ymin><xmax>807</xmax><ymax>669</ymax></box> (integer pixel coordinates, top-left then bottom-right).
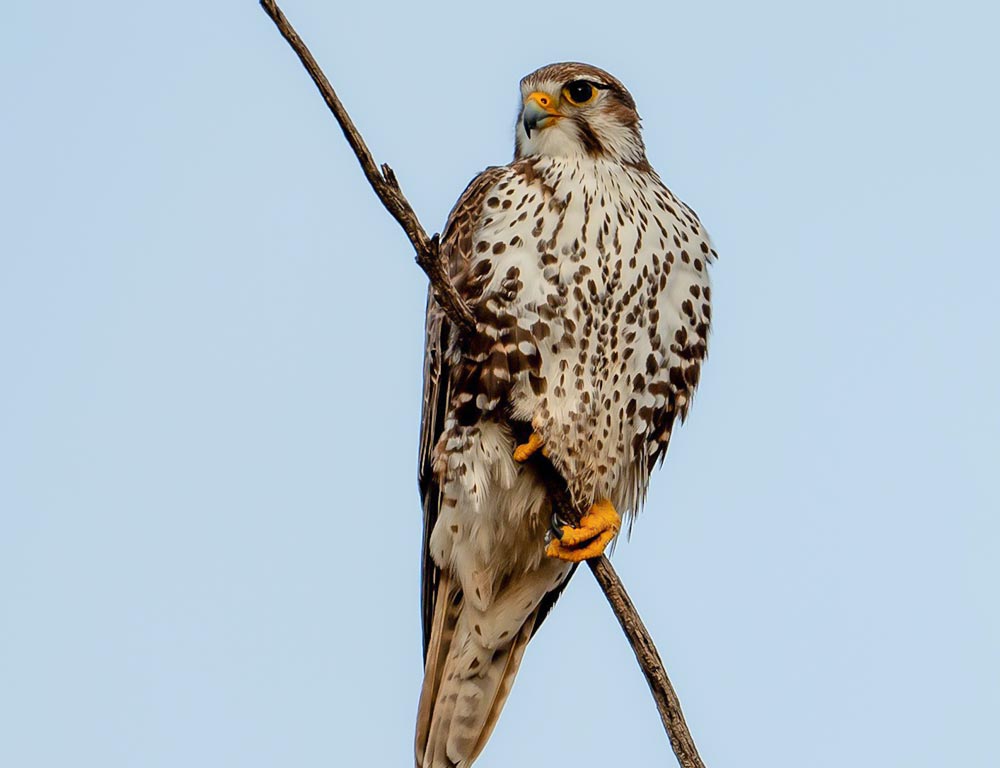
<box><xmin>522</xmin><ymin>91</ymin><xmax>561</xmax><ymax>137</ymax></box>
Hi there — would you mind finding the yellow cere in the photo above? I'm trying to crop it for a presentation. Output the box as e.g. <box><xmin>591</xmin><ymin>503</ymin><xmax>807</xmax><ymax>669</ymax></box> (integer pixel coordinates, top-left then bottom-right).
<box><xmin>525</xmin><ymin>91</ymin><xmax>561</xmax><ymax>115</ymax></box>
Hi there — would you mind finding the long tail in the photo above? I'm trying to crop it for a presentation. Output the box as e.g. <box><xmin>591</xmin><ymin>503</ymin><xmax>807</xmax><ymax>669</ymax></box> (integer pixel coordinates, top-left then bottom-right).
<box><xmin>414</xmin><ymin>571</ymin><xmax>543</xmax><ymax>768</ymax></box>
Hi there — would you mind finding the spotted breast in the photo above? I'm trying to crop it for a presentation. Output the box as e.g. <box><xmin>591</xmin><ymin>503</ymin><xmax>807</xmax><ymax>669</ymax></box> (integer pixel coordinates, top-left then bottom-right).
<box><xmin>415</xmin><ymin>62</ymin><xmax>715</xmax><ymax>768</ymax></box>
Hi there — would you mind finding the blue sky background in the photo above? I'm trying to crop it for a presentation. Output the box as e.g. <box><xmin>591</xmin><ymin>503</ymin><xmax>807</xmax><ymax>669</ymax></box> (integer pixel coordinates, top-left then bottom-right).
<box><xmin>2</xmin><ymin>1</ymin><xmax>998</xmax><ymax>766</ymax></box>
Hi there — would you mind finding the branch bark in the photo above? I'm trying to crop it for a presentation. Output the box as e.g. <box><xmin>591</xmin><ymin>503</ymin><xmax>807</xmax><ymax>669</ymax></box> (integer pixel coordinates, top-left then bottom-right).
<box><xmin>588</xmin><ymin>556</ymin><xmax>705</xmax><ymax>768</ymax></box>
<box><xmin>259</xmin><ymin>0</ymin><xmax>475</xmax><ymax>336</ymax></box>
<box><xmin>259</xmin><ymin>3</ymin><xmax>706</xmax><ymax>767</ymax></box>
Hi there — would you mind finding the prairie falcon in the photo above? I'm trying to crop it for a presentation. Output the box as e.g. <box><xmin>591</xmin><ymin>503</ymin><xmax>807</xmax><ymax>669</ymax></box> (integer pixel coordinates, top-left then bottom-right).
<box><xmin>416</xmin><ymin>62</ymin><xmax>715</xmax><ymax>768</ymax></box>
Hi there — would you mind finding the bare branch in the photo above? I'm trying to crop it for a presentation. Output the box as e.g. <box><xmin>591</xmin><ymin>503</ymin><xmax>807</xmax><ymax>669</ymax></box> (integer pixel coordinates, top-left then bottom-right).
<box><xmin>259</xmin><ymin>3</ymin><xmax>706</xmax><ymax>767</ymax></box>
<box><xmin>259</xmin><ymin>0</ymin><xmax>475</xmax><ymax>336</ymax></box>
<box><xmin>589</xmin><ymin>556</ymin><xmax>706</xmax><ymax>768</ymax></box>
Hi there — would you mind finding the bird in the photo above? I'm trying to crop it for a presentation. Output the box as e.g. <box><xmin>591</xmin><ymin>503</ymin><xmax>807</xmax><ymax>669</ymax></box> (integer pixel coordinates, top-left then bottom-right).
<box><xmin>415</xmin><ymin>62</ymin><xmax>715</xmax><ymax>768</ymax></box>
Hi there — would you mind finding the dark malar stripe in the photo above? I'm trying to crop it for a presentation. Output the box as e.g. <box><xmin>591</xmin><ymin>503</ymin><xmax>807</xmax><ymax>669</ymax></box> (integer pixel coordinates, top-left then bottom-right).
<box><xmin>575</xmin><ymin>119</ymin><xmax>606</xmax><ymax>158</ymax></box>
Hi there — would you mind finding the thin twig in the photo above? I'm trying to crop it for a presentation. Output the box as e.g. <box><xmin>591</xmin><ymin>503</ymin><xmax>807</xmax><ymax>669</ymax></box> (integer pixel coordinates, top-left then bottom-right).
<box><xmin>259</xmin><ymin>0</ymin><xmax>475</xmax><ymax>336</ymax></box>
<box><xmin>589</xmin><ymin>556</ymin><xmax>705</xmax><ymax>768</ymax></box>
<box><xmin>259</xmin><ymin>3</ymin><xmax>705</xmax><ymax>767</ymax></box>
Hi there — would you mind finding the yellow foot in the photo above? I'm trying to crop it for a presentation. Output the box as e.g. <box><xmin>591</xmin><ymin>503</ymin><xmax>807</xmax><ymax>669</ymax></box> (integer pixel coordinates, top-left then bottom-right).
<box><xmin>545</xmin><ymin>499</ymin><xmax>621</xmax><ymax>562</ymax></box>
<box><xmin>513</xmin><ymin>432</ymin><xmax>548</xmax><ymax>463</ymax></box>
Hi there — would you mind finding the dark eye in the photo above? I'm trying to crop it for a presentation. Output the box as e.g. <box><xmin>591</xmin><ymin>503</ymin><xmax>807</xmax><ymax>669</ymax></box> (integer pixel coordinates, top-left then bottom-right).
<box><xmin>563</xmin><ymin>80</ymin><xmax>595</xmax><ymax>105</ymax></box>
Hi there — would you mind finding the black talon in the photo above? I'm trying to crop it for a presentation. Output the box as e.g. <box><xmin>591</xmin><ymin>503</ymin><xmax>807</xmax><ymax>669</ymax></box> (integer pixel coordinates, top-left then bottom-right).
<box><xmin>550</xmin><ymin>511</ymin><xmax>567</xmax><ymax>540</ymax></box>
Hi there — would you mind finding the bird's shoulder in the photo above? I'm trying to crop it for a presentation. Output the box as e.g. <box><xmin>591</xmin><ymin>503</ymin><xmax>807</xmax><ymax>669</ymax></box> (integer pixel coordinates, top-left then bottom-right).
<box><xmin>439</xmin><ymin>160</ymin><xmax>552</xmax><ymax>273</ymax></box>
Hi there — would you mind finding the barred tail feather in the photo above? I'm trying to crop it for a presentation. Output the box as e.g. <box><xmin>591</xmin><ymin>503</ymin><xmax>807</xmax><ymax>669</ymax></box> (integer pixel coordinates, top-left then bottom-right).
<box><xmin>415</xmin><ymin>578</ymin><xmax>541</xmax><ymax>768</ymax></box>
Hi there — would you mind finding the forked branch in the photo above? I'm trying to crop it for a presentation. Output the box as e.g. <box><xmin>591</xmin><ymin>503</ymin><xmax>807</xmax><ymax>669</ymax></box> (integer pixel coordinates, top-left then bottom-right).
<box><xmin>259</xmin><ymin>2</ymin><xmax>706</xmax><ymax>767</ymax></box>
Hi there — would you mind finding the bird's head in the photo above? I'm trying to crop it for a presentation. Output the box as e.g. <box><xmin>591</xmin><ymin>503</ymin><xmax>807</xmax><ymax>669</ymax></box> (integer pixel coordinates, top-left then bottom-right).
<box><xmin>514</xmin><ymin>62</ymin><xmax>647</xmax><ymax>165</ymax></box>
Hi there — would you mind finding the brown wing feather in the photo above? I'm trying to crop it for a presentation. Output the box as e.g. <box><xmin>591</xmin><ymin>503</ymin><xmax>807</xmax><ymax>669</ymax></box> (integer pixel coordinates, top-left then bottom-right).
<box><xmin>418</xmin><ymin>166</ymin><xmax>508</xmax><ymax>660</ymax></box>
